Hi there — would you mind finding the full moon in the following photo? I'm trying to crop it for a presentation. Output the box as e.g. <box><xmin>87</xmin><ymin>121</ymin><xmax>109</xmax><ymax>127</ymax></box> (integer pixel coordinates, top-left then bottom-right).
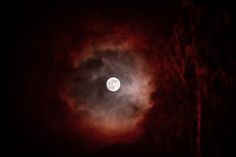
<box><xmin>106</xmin><ymin>77</ymin><xmax>121</xmax><ymax>92</ymax></box>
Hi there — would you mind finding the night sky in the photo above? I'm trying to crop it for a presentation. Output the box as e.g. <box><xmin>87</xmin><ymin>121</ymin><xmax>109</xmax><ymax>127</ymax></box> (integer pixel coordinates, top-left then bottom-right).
<box><xmin>6</xmin><ymin>1</ymin><xmax>235</xmax><ymax>157</ymax></box>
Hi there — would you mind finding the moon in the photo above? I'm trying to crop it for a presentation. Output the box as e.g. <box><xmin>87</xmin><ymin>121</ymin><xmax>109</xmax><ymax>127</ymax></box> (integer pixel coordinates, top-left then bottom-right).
<box><xmin>106</xmin><ymin>77</ymin><xmax>121</xmax><ymax>92</ymax></box>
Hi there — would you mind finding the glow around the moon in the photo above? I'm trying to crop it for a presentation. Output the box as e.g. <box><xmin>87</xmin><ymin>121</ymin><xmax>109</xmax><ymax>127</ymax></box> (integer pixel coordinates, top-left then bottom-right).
<box><xmin>62</xmin><ymin>31</ymin><xmax>155</xmax><ymax>144</ymax></box>
<box><xmin>106</xmin><ymin>77</ymin><xmax>121</xmax><ymax>92</ymax></box>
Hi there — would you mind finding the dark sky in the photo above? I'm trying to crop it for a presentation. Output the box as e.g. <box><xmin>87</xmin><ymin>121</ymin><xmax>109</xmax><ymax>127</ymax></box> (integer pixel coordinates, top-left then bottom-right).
<box><xmin>6</xmin><ymin>1</ymin><xmax>235</xmax><ymax>157</ymax></box>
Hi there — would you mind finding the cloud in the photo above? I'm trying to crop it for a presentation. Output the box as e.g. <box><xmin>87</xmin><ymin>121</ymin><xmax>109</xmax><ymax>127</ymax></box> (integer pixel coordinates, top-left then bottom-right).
<box><xmin>63</xmin><ymin>40</ymin><xmax>154</xmax><ymax>143</ymax></box>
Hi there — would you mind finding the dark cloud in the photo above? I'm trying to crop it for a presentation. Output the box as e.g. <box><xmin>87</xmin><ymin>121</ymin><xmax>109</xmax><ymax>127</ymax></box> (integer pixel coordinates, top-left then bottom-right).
<box><xmin>63</xmin><ymin>46</ymin><xmax>154</xmax><ymax>142</ymax></box>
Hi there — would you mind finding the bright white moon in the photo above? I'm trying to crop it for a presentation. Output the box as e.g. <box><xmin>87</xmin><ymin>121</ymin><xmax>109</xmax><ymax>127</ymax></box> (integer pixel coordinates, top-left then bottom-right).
<box><xmin>106</xmin><ymin>77</ymin><xmax>121</xmax><ymax>92</ymax></box>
